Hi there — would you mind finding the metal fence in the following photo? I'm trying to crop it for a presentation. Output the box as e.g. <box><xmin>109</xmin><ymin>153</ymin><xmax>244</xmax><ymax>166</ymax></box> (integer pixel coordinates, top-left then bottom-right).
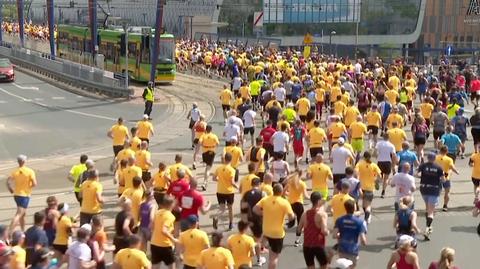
<box><xmin>0</xmin><ymin>42</ymin><xmax>130</xmax><ymax>98</ymax></box>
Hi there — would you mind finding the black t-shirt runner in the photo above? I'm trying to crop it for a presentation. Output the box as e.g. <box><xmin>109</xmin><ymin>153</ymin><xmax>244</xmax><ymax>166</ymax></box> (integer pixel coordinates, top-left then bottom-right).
<box><xmin>418</xmin><ymin>162</ymin><xmax>444</xmax><ymax>196</ymax></box>
<box><xmin>242</xmin><ymin>188</ymin><xmax>264</xmax><ymax>222</ymax></box>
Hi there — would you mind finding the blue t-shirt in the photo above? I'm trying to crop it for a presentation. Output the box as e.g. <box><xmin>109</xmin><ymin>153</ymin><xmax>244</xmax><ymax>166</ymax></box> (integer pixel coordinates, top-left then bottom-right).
<box><xmin>25</xmin><ymin>226</ymin><xmax>48</xmax><ymax>249</ymax></box>
<box><xmin>441</xmin><ymin>133</ymin><xmax>462</xmax><ymax>154</ymax></box>
<box><xmin>292</xmin><ymin>84</ymin><xmax>302</xmax><ymax>99</ymax></box>
<box><xmin>396</xmin><ymin>150</ymin><xmax>418</xmax><ymax>175</ymax></box>
<box><xmin>334</xmin><ymin>214</ymin><xmax>366</xmax><ymax>255</ymax></box>
<box><xmin>451</xmin><ymin>115</ymin><xmax>469</xmax><ymax>136</ymax></box>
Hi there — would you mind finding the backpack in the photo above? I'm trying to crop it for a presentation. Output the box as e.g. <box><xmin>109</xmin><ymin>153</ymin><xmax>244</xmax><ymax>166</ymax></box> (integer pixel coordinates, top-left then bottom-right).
<box><xmin>250</xmin><ymin>147</ymin><xmax>259</xmax><ymax>162</ymax></box>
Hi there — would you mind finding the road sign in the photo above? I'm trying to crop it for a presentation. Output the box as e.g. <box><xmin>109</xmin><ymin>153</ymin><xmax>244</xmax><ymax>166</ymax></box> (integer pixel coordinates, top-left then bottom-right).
<box><xmin>446</xmin><ymin>45</ymin><xmax>453</xmax><ymax>56</ymax></box>
<box><xmin>253</xmin><ymin>12</ymin><xmax>264</xmax><ymax>27</ymax></box>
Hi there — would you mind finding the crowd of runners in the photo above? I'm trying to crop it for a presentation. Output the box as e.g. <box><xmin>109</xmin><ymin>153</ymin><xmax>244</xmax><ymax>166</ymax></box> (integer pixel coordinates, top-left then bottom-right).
<box><xmin>2</xmin><ymin>42</ymin><xmax>480</xmax><ymax>269</ymax></box>
<box><xmin>1</xmin><ymin>22</ymin><xmax>54</xmax><ymax>41</ymax></box>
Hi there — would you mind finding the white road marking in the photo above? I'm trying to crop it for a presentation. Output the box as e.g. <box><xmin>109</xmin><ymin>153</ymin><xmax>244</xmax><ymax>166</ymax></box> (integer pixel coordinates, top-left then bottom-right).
<box><xmin>0</xmin><ymin>100</ymin><xmax>6</xmax><ymax>104</ymax></box>
<box><xmin>34</xmin><ymin>98</ymin><xmax>43</xmax><ymax>101</ymax></box>
<box><xmin>52</xmin><ymin>96</ymin><xmax>66</xmax><ymax>100</ymax></box>
<box><xmin>0</xmin><ymin>87</ymin><xmax>116</xmax><ymax>121</ymax></box>
<box><xmin>12</xmin><ymin>83</ymin><xmax>39</xmax><ymax>90</ymax></box>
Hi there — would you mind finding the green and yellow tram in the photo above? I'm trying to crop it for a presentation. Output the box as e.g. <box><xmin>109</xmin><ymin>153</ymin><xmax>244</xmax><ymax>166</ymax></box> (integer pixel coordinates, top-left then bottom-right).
<box><xmin>57</xmin><ymin>25</ymin><xmax>176</xmax><ymax>83</ymax></box>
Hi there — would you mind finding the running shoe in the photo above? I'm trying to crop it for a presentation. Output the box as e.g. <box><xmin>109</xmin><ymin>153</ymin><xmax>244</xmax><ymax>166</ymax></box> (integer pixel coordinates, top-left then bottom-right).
<box><xmin>294</xmin><ymin>239</ymin><xmax>301</xmax><ymax>247</ymax></box>
<box><xmin>256</xmin><ymin>256</ymin><xmax>267</xmax><ymax>266</ymax></box>
<box><xmin>381</xmin><ymin>189</ymin><xmax>385</xmax><ymax>198</ymax></box>
<box><xmin>442</xmin><ymin>205</ymin><xmax>448</xmax><ymax>212</ymax></box>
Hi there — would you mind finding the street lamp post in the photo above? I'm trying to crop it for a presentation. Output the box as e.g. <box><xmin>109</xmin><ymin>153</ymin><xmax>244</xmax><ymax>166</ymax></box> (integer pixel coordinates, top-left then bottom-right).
<box><xmin>329</xmin><ymin>30</ymin><xmax>336</xmax><ymax>56</ymax></box>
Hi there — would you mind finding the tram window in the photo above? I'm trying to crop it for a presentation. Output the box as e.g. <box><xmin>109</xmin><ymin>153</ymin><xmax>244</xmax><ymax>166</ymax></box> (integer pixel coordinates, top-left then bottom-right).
<box><xmin>85</xmin><ymin>40</ymin><xmax>92</xmax><ymax>52</ymax></box>
<box><xmin>128</xmin><ymin>43</ymin><xmax>136</xmax><ymax>58</ymax></box>
<box><xmin>141</xmin><ymin>47</ymin><xmax>150</xmax><ymax>63</ymax></box>
<box><xmin>106</xmin><ymin>43</ymin><xmax>115</xmax><ymax>60</ymax></box>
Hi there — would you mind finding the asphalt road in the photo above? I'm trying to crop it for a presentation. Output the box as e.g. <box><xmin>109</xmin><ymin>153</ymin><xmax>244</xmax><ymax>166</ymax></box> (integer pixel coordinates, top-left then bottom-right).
<box><xmin>0</xmin><ymin>70</ymin><xmax>478</xmax><ymax>268</ymax></box>
<box><xmin>0</xmin><ymin>70</ymin><xmax>171</xmax><ymax>163</ymax></box>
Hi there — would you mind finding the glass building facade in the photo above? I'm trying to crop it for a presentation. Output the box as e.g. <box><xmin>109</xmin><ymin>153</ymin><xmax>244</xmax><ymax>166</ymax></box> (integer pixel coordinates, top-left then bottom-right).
<box><xmin>218</xmin><ymin>0</ymin><xmax>423</xmax><ymax>38</ymax></box>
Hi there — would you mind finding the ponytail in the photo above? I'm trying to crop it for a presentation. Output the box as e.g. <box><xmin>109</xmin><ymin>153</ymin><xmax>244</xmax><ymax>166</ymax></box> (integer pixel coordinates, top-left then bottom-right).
<box><xmin>438</xmin><ymin>247</ymin><xmax>455</xmax><ymax>269</ymax></box>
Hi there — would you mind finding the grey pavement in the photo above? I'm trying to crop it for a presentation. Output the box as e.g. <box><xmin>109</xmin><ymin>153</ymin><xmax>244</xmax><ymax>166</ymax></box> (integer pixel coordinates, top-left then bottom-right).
<box><xmin>0</xmin><ymin>70</ymin><xmax>478</xmax><ymax>268</ymax></box>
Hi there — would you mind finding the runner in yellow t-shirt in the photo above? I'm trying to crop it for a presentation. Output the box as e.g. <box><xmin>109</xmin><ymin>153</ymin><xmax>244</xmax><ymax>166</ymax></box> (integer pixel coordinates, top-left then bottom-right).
<box><xmin>199</xmin><ymin>232</ymin><xmax>235</xmax><ymax>269</ymax></box>
<box><xmin>307</xmin><ymin>154</ymin><xmax>333</xmax><ymax>200</ymax></box>
<box><xmin>79</xmin><ymin>169</ymin><xmax>104</xmax><ymax>225</ymax></box>
<box><xmin>435</xmin><ymin>146</ymin><xmax>459</xmax><ymax>211</ymax></box>
<box><xmin>178</xmin><ymin>215</ymin><xmax>210</xmax><ymax>268</ymax></box>
<box><xmin>150</xmin><ymin>196</ymin><xmax>177</xmax><ymax>267</ymax></box>
<box><xmin>366</xmin><ymin>105</ymin><xmax>382</xmax><ymax>149</ymax></box>
<box><xmin>108</xmin><ymin>117</ymin><xmax>130</xmax><ymax>170</ymax></box>
<box><xmin>113</xmin><ymin>235</ymin><xmax>151</xmax><ymax>269</ymax></box>
<box><xmin>199</xmin><ymin>125</ymin><xmax>220</xmax><ymax>190</ymax></box>
<box><xmin>136</xmin><ymin>115</ymin><xmax>155</xmax><ymax>142</ymax></box>
<box><xmin>7</xmin><ymin>155</ymin><xmax>37</xmax><ymax>232</ymax></box>
<box><xmin>213</xmin><ymin>153</ymin><xmax>238</xmax><ymax>231</ymax></box>
<box><xmin>355</xmin><ymin>152</ymin><xmax>382</xmax><ymax>223</ymax></box>
<box><xmin>220</xmin><ymin>85</ymin><xmax>234</xmax><ymax>119</ymax></box>
<box><xmin>227</xmin><ymin>221</ymin><xmax>257</xmax><ymax>269</ymax></box>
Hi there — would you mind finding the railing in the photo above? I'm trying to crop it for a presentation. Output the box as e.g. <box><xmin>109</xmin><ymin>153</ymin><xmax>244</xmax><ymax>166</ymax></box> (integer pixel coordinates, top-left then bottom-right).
<box><xmin>0</xmin><ymin>41</ymin><xmax>130</xmax><ymax>98</ymax></box>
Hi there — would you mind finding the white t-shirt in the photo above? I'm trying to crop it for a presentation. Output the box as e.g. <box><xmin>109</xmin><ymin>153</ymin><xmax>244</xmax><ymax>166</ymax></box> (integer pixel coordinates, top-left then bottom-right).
<box><xmin>190</xmin><ymin>108</ymin><xmax>201</xmax><ymax>122</ymax></box>
<box><xmin>271</xmin><ymin>160</ymin><xmax>289</xmax><ymax>182</ymax></box>
<box><xmin>271</xmin><ymin>131</ymin><xmax>289</xmax><ymax>152</ymax></box>
<box><xmin>391</xmin><ymin>172</ymin><xmax>416</xmax><ymax>202</ymax></box>
<box><xmin>243</xmin><ymin>110</ymin><xmax>256</xmax><ymax>128</ymax></box>
<box><xmin>355</xmin><ymin>63</ymin><xmax>362</xmax><ymax>74</ymax></box>
<box><xmin>376</xmin><ymin>140</ymin><xmax>396</xmax><ymax>162</ymax></box>
<box><xmin>274</xmin><ymin>87</ymin><xmax>286</xmax><ymax>102</ymax></box>
<box><xmin>66</xmin><ymin>241</ymin><xmax>92</xmax><ymax>269</ymax></box>
<box><xmin>331</xmin><ymin>146</ymin><xmax>352</xmax><ymax>174</ymax></box>
<box><xmin>232</xmin><ymin>77</ymin><xmax>242</xmax><ymax>90</ymax></box>
<box><xmin>224</xmin><ymin>124</ymin><xmax>240</xmax><ymax>141</ymax></box>
<box><xmin>228</xmin><ymin>116</ymin><xmax>244</xmax><ymax>129</ymax></box>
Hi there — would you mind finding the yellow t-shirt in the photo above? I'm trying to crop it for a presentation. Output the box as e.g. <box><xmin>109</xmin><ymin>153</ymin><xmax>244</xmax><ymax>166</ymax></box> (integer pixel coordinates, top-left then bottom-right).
<box><xmin>151</xmin><ymin>209</ymin><xmax>176</xmax><ymax>247</ymax></box>
<box><xmin>135</xmin><ymin>150</ymin><xmax>151</xmax><ymax>170</ymax></box>
<box><xmin>10</xmin><ymin>166</ymin><xmax>36</xmax><ymax>197</ymax></box>
<box><xmin>70</xmin><ymin>163</ymin><xmax>87</xmax><ymax>193</ymax></box>
<box><xmin>329</xmin><ymin>122</ymin><xmax>347</xmax><ymax>140</ymax></box>
<box><xmin>385</xmin><ymin>89</ymin><xmax>399</xmax><ymax>105</ymax></box>
<box><xmin>116</xmin><ymin>167</ymin><xmax>126</xmax><ymax>195</ymax></box>
<box><xmin>386</xmin><ymin>113</ymin><xmax>404</xmax><ymax>129</ymax></box>
<box><xmin>80</xmin><ymin>180</ymin><xmax>103</xmax><ymax>214</ymax></box>
<box><xmin>296</xmin><ymin>98</ymin><xmax>311</xmax><ymax>116</ymax></box>
<box><xmin>388</xmin><ymin>76</ymin><xmax>401</xmax><ymax>90</ymax></box>
<box><xmin>179</xmin><ymin>228</ymin><xmax>210</xmax><ymax>267</ymax></box>
<box><xmin>355</xmin><ymin>160</ymin><xmax>381</xmax><ymax>191</ymax></box>
<box><xmin>124</xmin><ymin>165</ymin><xmax>142</xmax><ymax>189</ymax></box>
<box><xmin>286</xmin><ymin>179</ymin><xmax>307</xmax><ymax>204</ymax></box>
<box><xmin>220</xmin><ymin>89</ymin><xmax>233</xmax><ymax>105</ymax></box>
<box><xmin>114</xmin><ymin>248</ymin><xmax>151</xmax><ymax>269</ymax></box>
<box><xmin>227</xmin><ymin>233</ymin><xmax>256</xmax><ymax>268</ymax></box>
<box><xmin>199</xmin><ymin>247</ymin><xmax>235</xmax><ymax>269</ymax></box>
<box><xmin>261</xmin><ymin>183</ymin><xmax>273</xmax><ymax>196</ymax></box>
<box><xmin>224</xmin><ymin>146</ymin><xmax>243</xmax><ymax>168</ymax></box>
<box><xmin>10</xmin><ymin>245</ymin><xmax>26</xmax><ymax>269</ymax></box>
<box><xmin>200</xmin><ymin>133</ymin><xmax>220</xmax><ymax>153</ymax></box>
<box><xmin>256</xmin><ymin>196</ymin><xmax>293</xmax><ymax>238</ymax></box>
<box><xmin>240</xmin><ymin>86</ymin><xmax>250</xmax><ymax>99</ymax></box>
<box><xmin>308</xmin><ymin>163</ymin><xmax>332</xmax><ymax>191</ymax></box>
<box><xmin>471</xmin><ymin>153</ymin><xmax>480</xmax><ymax>179</ymax></box>
<box><xmin>117</xmin><ymin>148</ymin><xmax>135</xmax><ymax>163</ymax></box>
<box><xmin>136</xmin><ymin>121</ymin><xmax>153</xmax><ymax>139</ymax></box>
<box><xmin>152</xmin><ymin>170</ymin><xmax>170</xmax><ymax>190</ymax></box>
<box><xmin>366</xmin><ymin>111</ymin><xmax>382</xmax><ymax>127</ymax></box>
<box><xmin>387</xmin><ymin>128</ymin><xmax>407</xmax><ymax>152</ymax></box>
<box><xmin>420</xmin><ymin>103</ymin><xmax>434</xmax><ymax>119</ymax></box>
<box><xmin>168</xmin><ymin>163</ymin><xmax>192</xmax><ymax>182</ymax></box>
<box><xmin>330</xmin><ymin>193</ymin><xmax>354</xmax><ymax>222</ymax></box>
<box><xmin>350</xmin><ymin>122</ymin><xmax>367</xmax><ymax>139</ymax></box>
<box><xmin>130</xmin><ymin>136</ymin><xmax>142</xmax><ymax>152</ymax></box>
<box><xmin>308</xmin><ymin>127</ymin><xmax>326</xmax><ymax>148</ymax></box>
<box><xmin>110</xmin><ymin>124</ymin><xmax>129</xmax><ymax>146</ymax></box>
<box><xmin>435</xmin><ymin>155</ymin><xmax>454</xmax><ymax>180</ymax></box>
<box><xmin>315</xmin><ymin>88</ymin><xmax>325</xmax><ymax>102</ymax></box>
<box><xmin>215</xmin><ymin>164</ymin><xmax>236</xmax><ymax>194</ymax></box>
<box><xmin>334</xmin><ymin>101</ymin><xmax>346</xmax><ymax>116</ymax></box>
<box><xmin>344</xmin><ymin>107</ymin><xmax>360</xmax><ymax>127</ymax></box>
<box><xmin>121</xmin><ymin>187</ymin><xmax>144</xmax><ymax>225</ymax></box>
<box><xmin>240</xmin><ymin>174</ymin><xmax>257</xmax><ymax>197</ymax></box>
<box><xmin>53</xmin><ymin>215</ymin><xmax>73</xmax><ymax>245</ymax></box>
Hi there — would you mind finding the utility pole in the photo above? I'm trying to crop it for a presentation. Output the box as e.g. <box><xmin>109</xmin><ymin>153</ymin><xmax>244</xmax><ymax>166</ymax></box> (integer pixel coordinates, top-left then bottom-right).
<box><xmin>122</xmin><ymin>21</ymin><xmax>129</xmax><ymax>91</ymax></box>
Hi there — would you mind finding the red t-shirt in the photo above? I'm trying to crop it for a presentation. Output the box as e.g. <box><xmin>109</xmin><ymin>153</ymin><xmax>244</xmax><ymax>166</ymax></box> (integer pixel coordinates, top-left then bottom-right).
<box><xmin>260</xmin><ymin>126</ymin><xmax>276</xmax><ymax>146</ymax></box>
<box><xmin>167</xmin><ymin>178</ymin><xmax>190</xmax><ymax>203</ymax></box>
<box><xmin>179</xmin><ymin>189</ymin><xmax>205</xmax><ymax>219</ymax></box>
<box><xmin>471</xmin><ymin>80</ymin><xmax>480</xmax><ymax>92</ymax></box>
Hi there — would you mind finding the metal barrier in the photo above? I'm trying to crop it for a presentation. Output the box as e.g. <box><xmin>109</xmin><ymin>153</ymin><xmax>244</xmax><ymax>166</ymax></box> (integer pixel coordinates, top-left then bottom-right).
<box><xmin>0</xmin><ymin>41</ymin><xmax>130</xmax><ymax>98</ymax></box>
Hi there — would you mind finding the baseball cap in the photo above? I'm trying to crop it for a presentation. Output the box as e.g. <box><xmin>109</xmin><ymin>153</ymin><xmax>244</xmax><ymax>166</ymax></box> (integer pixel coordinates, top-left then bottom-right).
<box><xmin>11</xmin><ymin>230</ymin><xmax>25</xmax><ymax>245</ymax></box>
<box><xmin>80</xmin><ymin>224</ymin><xmax>92</xmax><ymax>233</ymax></box>
<box><xmin>397</xmin><ymin>234</ymin><xmax>414</xmax><ymax>247</ymax></box>
<box><xmin>187</xmin><ymin>215</ymin><xmax>199</xmax><ymax>225</ymax></box>
<box><xmin>143</xmin><ymin>114</ymin><xmax>149</xmax><ymax>119</ymax></box>
<box><xmin>338</xmin><ymin>137</ymin><xmax>345</xmax><ymax>144</ymax></box>
<box><xmin>329</xmin><ymin>258</ymin><xmax>353</xmax><ymax>269</ymax></box>
<box><xmin>427</xmin><ymin>151</ymin><xmax>437</xmax><ymax>161</ymax></box>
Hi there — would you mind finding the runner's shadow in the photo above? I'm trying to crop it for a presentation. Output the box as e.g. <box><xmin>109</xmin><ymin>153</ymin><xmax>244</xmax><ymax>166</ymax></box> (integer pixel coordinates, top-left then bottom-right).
<box><xmin>450</xmin><ymin>225</ymin><xmax>477</xmax><ymax>234</ymax></box>
<box><xmin>362</xmin><ymin>241</ymin><xmax>394</xmax><ymax>253</ymax></box>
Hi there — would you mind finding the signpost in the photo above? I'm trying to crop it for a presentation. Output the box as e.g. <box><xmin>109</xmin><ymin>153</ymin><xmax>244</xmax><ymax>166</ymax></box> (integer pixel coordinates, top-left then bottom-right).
<box><xmin>47</xmin><ymin>0</ymin><xmax>55</xmax><ymax>59</ymax></box>
<box><xmin>16</xmin><ymin>0</ymin><xmax>24</xmax><ymax>47</ymax></box>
